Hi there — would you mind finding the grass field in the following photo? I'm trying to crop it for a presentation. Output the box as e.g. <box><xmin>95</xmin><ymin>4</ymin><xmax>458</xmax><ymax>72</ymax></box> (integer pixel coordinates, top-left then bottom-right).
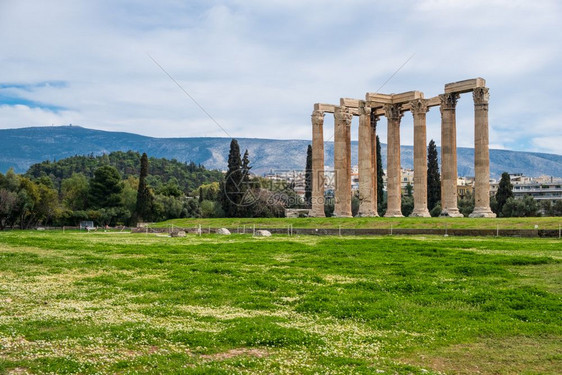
<box><xmin>0</xmin><ymin>231</ymin><xmax>561</xmax><ymax>374</ymax></box>
<box><xmin>156</xmin><ymin>216</ymin><xmax>562</xmax><ymax>230</ymax></box>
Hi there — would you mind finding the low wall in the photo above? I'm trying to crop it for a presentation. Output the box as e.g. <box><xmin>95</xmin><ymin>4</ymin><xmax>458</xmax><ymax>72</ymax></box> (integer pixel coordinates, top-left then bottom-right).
<box><xmin>134</xmin><ymin>227</ymin><xmax>561</xmax><ymax>238</ymax></box>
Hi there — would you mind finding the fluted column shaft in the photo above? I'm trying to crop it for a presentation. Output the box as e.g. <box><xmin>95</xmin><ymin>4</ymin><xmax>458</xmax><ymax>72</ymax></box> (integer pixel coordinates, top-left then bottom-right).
<box><xmin>470</xmin><ymin>87</ymin><xmax>496</xmax><ymax>218</ymax></box>
<box><xmin>358</xmin><ymin>106</ymin><xmax>377</xmax><ymax>216</ymax></box>
<box><xmin>334</xmin><ymin>106</ymin><xmax>353</xmax><ymax>217</ymax></box>
<box><xmin>410</xmin><ymin>99</ymin><xmax>431</xmax><ymax>217</ymax></box>
<box><xmin>371</xmin><ymin>113</ymin><xmax>379</xmax><ymax>214</ymax></box>
<box><xmin>439</xmin><ymin>93</ymin><xmax>463</xmax><ymax>217</ymax></box>
<box><xmin>311</xmin><ymin>110</ymin><xmax>326</xmax><ymax>217</ymax></box>
<box><xmin>384</xmin><ymin>104</ymin><xmax>403</xmax><ymax>217</ymax></box>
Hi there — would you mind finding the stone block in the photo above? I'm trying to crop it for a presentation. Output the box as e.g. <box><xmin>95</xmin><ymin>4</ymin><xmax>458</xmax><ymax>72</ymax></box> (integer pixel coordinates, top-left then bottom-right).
<box><xmin>171</xmin><ymin>230</ymin><xmax>186</xmax><ymax>237</ymax></box>
<box><xmin>255</xmin><ymin>230</ymin><xmax>272</xmax><ymax>237</ymax></box>
<box><xmin>314</xmin><ymin>103</ymin><xmax>336</xmax><ymax>113</ymax></box>
<box><xmin>217</xmin><ymin>228</ymin><xmax>231</xmax><ymax>235</ymax></box>
<box><xmin>444</xmin><ymin>78</ymin><xmax>486</xmax><ymax>94</ymax></box>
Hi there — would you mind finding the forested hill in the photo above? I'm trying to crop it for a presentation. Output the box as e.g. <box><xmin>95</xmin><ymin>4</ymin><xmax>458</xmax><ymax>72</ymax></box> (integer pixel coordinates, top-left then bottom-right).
<box><xmin>25</xmin><ymin>151</ymin><xmax>224</xmax><ymax>193</ymax></box>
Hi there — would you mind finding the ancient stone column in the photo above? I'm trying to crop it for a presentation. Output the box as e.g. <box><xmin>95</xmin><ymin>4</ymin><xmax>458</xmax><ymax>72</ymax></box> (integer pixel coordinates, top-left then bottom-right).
<box><xmin>410</xmin><ymin>99</ymin><xmax>431</xmax><ymax>217</ymax></box>
<box><xmin>439</xmin><ymin>93</ymin><xmax>463</xmax><ymax>217</ymax></box>
<box><xmin>310</xmin><ymin>109</ymin><xmax>326</xmax><ymax>217</ymax></box>
<box><xmin>470</xmin><ymin>87</ymin><xmax>496</xmax><ymax>218</ymax></box>
<box><xmin>358</xmin><ymin>105</ymin><xmax>377</xmax><ymax>217</ymax></box>
<box><xmin>384</xmin><ymin>104</ymin><xmax>404</xmax><ymax>217</ymax></box>
<box><xmin>371</xmin><ymin>112</ymin><xmax>379</xmax><ymax>214</ymax></box>
<box><xmin>334</xmin><ymin>106</ymin><xmax>353</xmax><ymax>217</ymax></box>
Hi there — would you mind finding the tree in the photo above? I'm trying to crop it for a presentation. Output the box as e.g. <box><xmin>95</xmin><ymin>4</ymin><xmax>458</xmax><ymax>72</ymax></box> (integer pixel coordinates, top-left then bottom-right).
<box><xmin>376</xmin><ymin>135</ymin><xmax>385</xmax><ymax>215</ymax></box>
<box><xmin>0</xmin><ymin>189</ymin><xmax>17</xmax><ymax>230</ymax></box>
<box><xmin>221</xmin><ymin>139</ymin><xmax>243</xmax><ymax>217</ymax></box>
<box><xmin>427</xmin><ymin>139</ymin><xmax>441</xmax><ymax>211</ymax></box>
<box><xmin>89</xmin><ymin>165</ymin><xmax>123</xmax><ymax>209</ymax></box>
<box><xmin>495</xmin><ymin>172</ymin><xmax>513</xmax><ymax>216</ymax></box>
<box><xmin>305</xmin><ymin>144</ymin><xmax>312</xmax><ymax>208</ymax></box>
<box><xmin>135</xmin><ymin>153</ymin><xmax>153</xmax><ymax>222</ymax></box>
<box><xmin>405</xmin><ymin>182</ymin><xmax>413</xmax><ymax>197</ymax></box>
<box><xmin>61</xmin><ymin>173</ymin><xmax>89</xmax><ymax>211</ymax></box>
<box><xmin>458</xmin><ymin>192</ymin><xmax>475</xmax><ymax>217</ymax></box>
<box><xmin>401</xmin><ymin>195</ymin><xmax>414</xmax><ymax>217</ymax></box>
<box><xmin>242</xmin><ymin>150</ymin><xmax>251</xmax><ymax>184</ymax></box>
<box><xmin>502</xmin><ymin>195</ymin><xmax>538</xmax><ymax>217</ymax></box>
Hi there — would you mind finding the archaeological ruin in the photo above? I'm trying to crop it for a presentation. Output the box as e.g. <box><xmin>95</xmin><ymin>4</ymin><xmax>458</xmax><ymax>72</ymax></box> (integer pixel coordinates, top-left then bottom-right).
<box><xmin>310</xmin><ymin>78</ymin><xmax>496</xmax><ymax>218</ymax></box>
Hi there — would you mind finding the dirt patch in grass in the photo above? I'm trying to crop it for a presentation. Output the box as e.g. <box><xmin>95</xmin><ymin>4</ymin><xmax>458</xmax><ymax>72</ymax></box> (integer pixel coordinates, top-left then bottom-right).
<box><xmin>200</xmin><ymin>348</ymin><xmax>269</xmax><ymax>361</ymax></box>
<box><xmin>400</xmin><ymin>335</ymin><xmax>562</xmax><ymax>374</ymax></box>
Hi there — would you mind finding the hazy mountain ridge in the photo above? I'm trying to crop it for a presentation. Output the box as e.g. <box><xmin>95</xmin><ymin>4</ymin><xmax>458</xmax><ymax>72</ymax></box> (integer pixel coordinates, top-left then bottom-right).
<box><xmin>1</xmin><ymin>126</ymin><xmax>560</xmax><ymax>178</ymax></box>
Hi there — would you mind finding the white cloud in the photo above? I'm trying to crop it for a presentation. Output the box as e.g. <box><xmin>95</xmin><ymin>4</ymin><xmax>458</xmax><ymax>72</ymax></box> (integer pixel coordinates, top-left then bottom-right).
<box><xmin>0</xmin><ymin>0</ymin><xmax>560</xmax><ymax>156</ymax></box>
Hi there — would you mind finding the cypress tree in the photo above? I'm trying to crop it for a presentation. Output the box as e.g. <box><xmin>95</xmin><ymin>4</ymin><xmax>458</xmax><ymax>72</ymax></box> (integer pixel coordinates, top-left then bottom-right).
<box><xmin>376</xmin><ymin>135</ymin><xmax>385</xmax><ymax>215</ymax></box>
<box><xmin>495</xmin><ymin>172</ymin><xmax>513</xmax><ymax>216</ymax></box>
<box><xmin>427</xmin><ymin>139</ymin><xmax>441</xmax><ymax>211</ymax></box>
<box><xmin>135</xmin><ymin>153</ymin><xmax>153</xmax><ymax>222</ymax></box>
<box><xmin>221</xmin><ymin>139</ymin><xmax>242</xmax><ymax>217</ymax></box>
<box><xmin>242</xmin><ymin>150</ymin><xmax>251</xmax><ymax>183</ymax></box>
<box><xmin>304</xmin><ymin>144</ymin><xmax>312</xmax><ymax>208</ymax></box>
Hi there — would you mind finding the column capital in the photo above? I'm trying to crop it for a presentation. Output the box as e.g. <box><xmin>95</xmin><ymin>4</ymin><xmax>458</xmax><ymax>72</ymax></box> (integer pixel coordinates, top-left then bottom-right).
<box><xmin>384</xmin><ymin>104</ymin><xmax>403</xmax><ymax>121</ymax></box>
<box><xmin>311</xmin><ymin>110</ymin><xmax>325</xmax><ymax>126</ymax></box>
<box><xmin>439</xmin><ymin>92</ymin><xmax>460</xmax><ymax>111</ymax></box>
<box><xmin>335</xmin><ymin>106</ymin><xmax>353</xmax><ymax>125</ymax></box>
<box><xmin>410</xmin><ymin>98</ymin><xmax>429</xmax><ymax>116</ymax></box>
<box><xmin>359</xmin><ymin>105</ymin><xmax>371</xmax><ymax>117</ymax></box>
<box><xmin>473</xmin><ymin>87</ymin><xmax>490</xmax><ymax>106</ymax></box>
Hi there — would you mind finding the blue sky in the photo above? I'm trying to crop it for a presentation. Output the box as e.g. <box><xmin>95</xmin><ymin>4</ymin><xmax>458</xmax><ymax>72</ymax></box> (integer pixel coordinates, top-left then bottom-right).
<box><xmin>1</xmin><ymin>0</ymin><xmax>561</xmax><ymax>155</ymax></box>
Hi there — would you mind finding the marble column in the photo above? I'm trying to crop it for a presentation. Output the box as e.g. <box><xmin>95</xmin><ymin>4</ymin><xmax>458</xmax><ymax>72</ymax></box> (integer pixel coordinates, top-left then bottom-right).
<box><xmin>371</xmin><ymin>112</ymin><xmax>379</xmax><ymax>214</ymax></box>
<box><xmin>470</xmin><ymin>87</ymin><xmax>496</xmax><ymax>218</ymax></box>
<box><xmin>358</xmin><ymin>106</ymin><xmax>377</xmax><ymax>216</ymax></box>
<box><xmin>334</xmin><ymin>106</ymin><xmax>353</xmax><ymax>217</ymax></box>
<box><xmin>439</xmin><ymin>93</ymin><xmax>463</xmax><ymax>217</ymax></box>
<box><xmin>410</xmin><ymin>99</ymin><xmax>431</xmax><ymax>217</ymax></box>
<box><xmin>384</xmin><ymin>104</ymin><xmax>404</xmax><ymax>217</ymax></box>
<box><xmin>311</xmin><ymin>109</ymin><xmax>326</xmax><ymax>217</ymax></box>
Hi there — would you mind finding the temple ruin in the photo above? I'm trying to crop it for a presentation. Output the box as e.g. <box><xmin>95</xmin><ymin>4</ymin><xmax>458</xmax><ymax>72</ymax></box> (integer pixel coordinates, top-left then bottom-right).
<box><xmin>310</xmin><ymin>78</ymin><xmax>496</xmax><ymax>218</ymax></box>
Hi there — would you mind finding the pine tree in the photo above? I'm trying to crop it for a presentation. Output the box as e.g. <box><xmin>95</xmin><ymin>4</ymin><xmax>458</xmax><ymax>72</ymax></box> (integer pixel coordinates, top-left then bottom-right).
<box><xmin>427</xmin><ymin>139</ymin><xmax>441</xmax><ymax>211</ymax></box>
<box><xmin>305</xmin><ymin>145</ymin><xmax>312</xmax><ymax>208</ymax></box>
<box><xmin>376</xmin><ymin>136</ymin><xmax>385</xmax><ymax>215</ymax></box>
<box><xmin>221</xmin><ymin>139</ymin><xmax>243</xmax><ymax>217</ymax></box>
<box><xmin>89</xmin><ymin>165</ymin><xmax>123</xmax><ymax>209</ymax></box>
<box><xmin>135</xmin><ymin>153</ymin><xmax>153</xmax><ymax>222</ymax></box>
<box><xmin>495</xmin><ymin>172</ymin><xmax>513</xmax><ymax>216</ymax></box>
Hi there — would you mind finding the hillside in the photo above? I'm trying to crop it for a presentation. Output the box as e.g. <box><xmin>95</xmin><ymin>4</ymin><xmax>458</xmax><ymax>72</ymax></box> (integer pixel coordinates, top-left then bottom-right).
<box><xmin>1</xmin><ymin>126</ymin><xmax>561</xmax><ymax>178</ymax></box>
<box><xmin>24</xmin><ymin>150</ymin><xmax>224</xmax><ymax>193</ymax></box>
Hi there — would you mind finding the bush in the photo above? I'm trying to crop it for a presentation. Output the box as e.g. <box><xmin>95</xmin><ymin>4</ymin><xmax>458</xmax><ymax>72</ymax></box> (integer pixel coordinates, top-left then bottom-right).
<box><xmin>430</xmin><ymin>203</ymin><xmax>442</xmax><ymax>217</ymax></box>
<box><xmin>502</xmin><ymin>196</ymin><xmax>539</xmax><ymax>217</ymax></box>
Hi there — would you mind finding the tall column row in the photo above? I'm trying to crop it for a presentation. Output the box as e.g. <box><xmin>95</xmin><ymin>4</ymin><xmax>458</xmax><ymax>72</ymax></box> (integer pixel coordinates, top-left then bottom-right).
<box><xmin>310</xmin><ymin>87</ymin><xmax>494</xmax><ymax>219</ymax></box>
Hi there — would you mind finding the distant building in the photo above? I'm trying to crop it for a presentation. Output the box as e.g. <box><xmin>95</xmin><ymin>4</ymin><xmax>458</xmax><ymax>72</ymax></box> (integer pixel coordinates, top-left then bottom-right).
<box><xmin>490</xmin><ymin>173</ymin><xmax>562</xmax><ymax>203</ymax></box>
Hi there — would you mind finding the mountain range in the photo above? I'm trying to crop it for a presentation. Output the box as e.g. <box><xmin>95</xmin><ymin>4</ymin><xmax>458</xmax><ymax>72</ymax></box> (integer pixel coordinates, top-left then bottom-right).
<box><xmin>1</xmin><ymin>126</ymin><xmax>561</xmax><ymax>178</ymax></box>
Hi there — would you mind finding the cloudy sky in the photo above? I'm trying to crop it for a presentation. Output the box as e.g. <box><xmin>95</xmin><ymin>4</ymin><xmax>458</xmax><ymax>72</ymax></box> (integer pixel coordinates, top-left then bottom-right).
<box><xmin>1</xmin><ymin>0</ymin><xmax>561</xmax><ymax>154</ymax></box>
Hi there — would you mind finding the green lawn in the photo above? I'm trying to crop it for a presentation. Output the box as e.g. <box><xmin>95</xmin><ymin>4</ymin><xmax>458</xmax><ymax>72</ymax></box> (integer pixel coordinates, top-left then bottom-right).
<box><xmin>0</xmin><ymin>231</ymin><xmax>560</xmax><ymax>374</ymax></box>
<box><xmin>156</xmin><ymin>216</ymin><xmax>562</xmax><ymax>230</ymax></box>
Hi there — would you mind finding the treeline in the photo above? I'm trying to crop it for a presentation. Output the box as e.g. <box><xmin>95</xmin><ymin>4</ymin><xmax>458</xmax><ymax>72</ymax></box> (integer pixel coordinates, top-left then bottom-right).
<box><xmin>26</xmin><ymin>151</ymin><xmax>223</xmax><ymax>194</ymax></box>
<box><xmin>0</xmin><ymin>151</ymin><xmax>224</xmax><ymax>229</ymax></box>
